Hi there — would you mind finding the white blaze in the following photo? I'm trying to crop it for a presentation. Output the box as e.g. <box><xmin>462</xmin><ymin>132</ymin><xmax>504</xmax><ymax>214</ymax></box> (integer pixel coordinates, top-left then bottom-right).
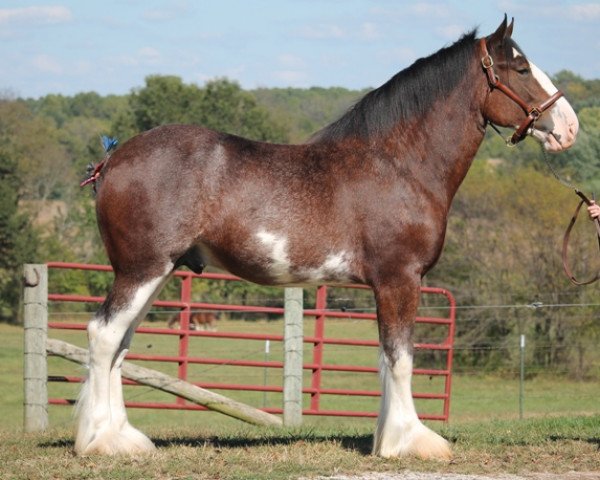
<box><xmin>528</xmin><ymin>60</ymin><xmax>579</xmax><ymax>151</ymax></box>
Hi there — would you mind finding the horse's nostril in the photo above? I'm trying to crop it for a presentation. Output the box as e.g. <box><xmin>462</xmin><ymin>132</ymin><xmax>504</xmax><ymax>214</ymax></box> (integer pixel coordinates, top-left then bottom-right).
<box><xmin>569</xmin><ymin>124</ymin><xmax>578</xmax><ymax>137</ymax></box>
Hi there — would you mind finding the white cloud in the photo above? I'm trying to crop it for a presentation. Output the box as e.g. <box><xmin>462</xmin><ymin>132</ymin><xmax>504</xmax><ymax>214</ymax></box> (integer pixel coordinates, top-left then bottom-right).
<box><xmin>318</xmin><ymin>53</ymin><xmax>348</xmax><ymax>69</ymax></box>
<box><xmin>569</xmin><ymin>3</ymin><xmax>600</xmax><ymax>20</ymax></box>
<box><xmin>497</xmin><ymin>1</ymin><xmax>600</xmax><ymax>21</ymax></box>
<box><xmin>436</xmin><ymin>24</ymin><xmax>466</xmax><ymax>40</ymax></box>
<box><xmin>371</xmin><ymin>3</ymin><xmax>450</xmax><ymax>19</ymax></box>
<box><xmin>360</xmin><ymin>22</ymin><xmax>380</xmax><ymax>40</ymax></box>
<box><xmin>143</xmin><ymin>1</ymin><xmax>190</xmax><ymax>21</ymax></box>
<box><xmin>409</xmin><ymin>2</ymin><xmax>451</xmax><ymax>17</ymax></box>
<box><xmin>0</xmin><ymin>5</ymin><xmax>72</xmax><ymax>26</ymax></box>
<box><xmin>31</xmin><ymin>54</ymin><xmax>62</xmax><ymax>74</ymax></box>
<box><xmin>297</xmin><ymin>24</ymin><xmax>345</xmax><ymax>40</ymax></box>
<box><xmin>273</xmin><ymin>70</ymin><xmax>309</xmax><ymax>85</ymax></box>
<box><xmin>73</xmin><ymin>60</ymin><xmax>93</xmax><ymax>75</ymax></box>
<box><xmin>274</xmin><ymin>54</ymin><xmax>308</xmax><ymax>86</ymax></box>
<box><xmin>139</xmin><ymin>47</ymin><xmax>161</xmax><ymax>64</ymax></box>
<box><xmin>115</xmin><ymin>47</ymin><xmax>163</xmax><ymax>67</ymax></box>
<box><xmin>278</xmin><ymin>53</ymin><xmax>306</xmax><ymax>69</ymax></box>
<box><xmin>379</xmin><ymin>47</ymin><xmax>416</xmax><ymax>65</ymax></box>
<box><xmin>297</xmin><ymin>21</ymin><xmax>383</xmax><ymax>42</ymax></box>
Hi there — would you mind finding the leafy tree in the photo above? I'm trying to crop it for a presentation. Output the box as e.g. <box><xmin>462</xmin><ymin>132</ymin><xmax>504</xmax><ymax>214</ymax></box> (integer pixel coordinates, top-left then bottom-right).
<box><xmin>28</xmin><ymin>92</ymin><xmax>129</xmax><ymax>128</ymax></box>
<box><xmin>198</xmin><ymin>78</ymin><xmax>288</xmax><ymax>142</ymax></box>
<box><xmin>129</xmin><ymin>75</ymin><xmax>204</xmax><ymax>131</ymax></box>
<box><xmin>0</xmin><ymin>101</ymin><xmax>38</xmax><ymax>322</ymax></box>
<box><xmin>121</xmin><ymin>75</ymin><xmax>288</xmax><ymax>143</ymax></box>
<box><xmin>553</xmin><ymin>70</ymin><xmax>600</xmax><ymax>110</ymax></box>
<box><xmin>0</xmin><ymin>99</ymin><xmax>71</xmax><ymax>202</ymax></box>
<box><xmin>429</xmin><ymin>159</ymin><xmax>599</xmax><ymax>376</ymax></box>
<box><xmin>557</xmin><ymin>107</ymin><xmax>600</xmax><ymax>192</ymax></box>
<box><xmin>253</xmin><ymin>86</ymin><xmax>367</xmax><ymax>142</ymax></box>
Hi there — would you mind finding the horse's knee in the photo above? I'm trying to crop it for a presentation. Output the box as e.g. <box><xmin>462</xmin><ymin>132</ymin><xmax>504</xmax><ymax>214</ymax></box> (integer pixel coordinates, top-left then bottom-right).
<box><xmin>87</xmin><ymin>316</ymin><xmax>126</xmax><ymax>365</ymax></box>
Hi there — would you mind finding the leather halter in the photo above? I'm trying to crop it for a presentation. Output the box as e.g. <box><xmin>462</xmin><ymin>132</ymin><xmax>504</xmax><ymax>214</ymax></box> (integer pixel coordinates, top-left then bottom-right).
<box><xmin>480</xmin><ymin>38</ymin><xmax>564</xmax><ymax>145</ymax></box>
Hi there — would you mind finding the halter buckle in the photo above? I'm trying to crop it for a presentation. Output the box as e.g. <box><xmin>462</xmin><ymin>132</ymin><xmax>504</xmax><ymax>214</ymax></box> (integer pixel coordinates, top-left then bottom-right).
<box><xmin>528</xmin><ymin>107</ymin><xmax>541</xmax><ymax>119</ymax></box>
<box><xmin>481</xmin><ymin>54</ymin><xmax>494</xmax><ymax>70</ymax></box>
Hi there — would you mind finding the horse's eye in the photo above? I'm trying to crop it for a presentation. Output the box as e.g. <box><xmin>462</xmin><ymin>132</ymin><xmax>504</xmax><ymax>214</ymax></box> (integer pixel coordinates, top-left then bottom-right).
<box><xmin>517</xmin><ymin>68</ymin><xmax>530</xmax><ymax>76</ymax></box>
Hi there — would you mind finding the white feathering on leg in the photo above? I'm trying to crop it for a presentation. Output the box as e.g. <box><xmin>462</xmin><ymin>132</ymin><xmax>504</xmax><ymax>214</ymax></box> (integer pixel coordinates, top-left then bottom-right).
<box><xmin>75</xmin><ymin>267</ymin><xmax>171</xmax><ymax>455</ymax></box>
<box><xmin>373</xmin><ymin>348</ymin><xmax>451</xmax><ymax>459</ymax></box>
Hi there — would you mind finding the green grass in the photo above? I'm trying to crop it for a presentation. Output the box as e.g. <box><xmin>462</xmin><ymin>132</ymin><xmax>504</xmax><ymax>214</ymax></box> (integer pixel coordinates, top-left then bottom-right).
<box><xmin>1</xmin><ymin>416</ymin><xmax>599</xmax><ymax>479</ymax></box>
<box><xmin>3</xmin><ymin>320</ymin><xmax>600</xmax><ymax>478</ymax></box>
<box><xmin>6</xmin><ymin>319</ymin><xmax>600</xmax><ymax>430</ymax></box>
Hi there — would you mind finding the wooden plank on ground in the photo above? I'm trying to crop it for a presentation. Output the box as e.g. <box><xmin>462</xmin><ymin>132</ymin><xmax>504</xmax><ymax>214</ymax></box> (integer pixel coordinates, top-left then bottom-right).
<box><xmin>47</xmin><ymin>338</ymin><xmax>282</xmax><ymax>427</ymax></box>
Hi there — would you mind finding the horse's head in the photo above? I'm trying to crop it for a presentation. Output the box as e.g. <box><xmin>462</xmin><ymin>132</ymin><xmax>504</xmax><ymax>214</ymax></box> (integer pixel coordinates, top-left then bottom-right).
<box><xmin>481</xmin><ymin>16</ymin><xmax>578</xmax><ymax>152</ymax></box>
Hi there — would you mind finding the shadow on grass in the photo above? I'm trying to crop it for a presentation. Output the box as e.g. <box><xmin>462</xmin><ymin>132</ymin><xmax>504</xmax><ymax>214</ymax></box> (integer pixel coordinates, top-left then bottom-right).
<box><xmin>38</xmin><ymin>438</ymin><xmax>74</xmax><ymax>449</ymax></box>
<box><xmin>549</xmin><ymin>435</ymin><xmax>600</xmax><ymax>449</ymax></box>
<box><xmin>153</xmin><ymin>432</ymin><xmax>374</xmax><ymax>455</ymax></box>
<box><xmin>38</xmin><ymin>432</ymin><xmax>374</xmax><ymax>455</ymax></box>
<box><xmin>38</xmin><ymin>418</ymin><xmax>600</xmax><ymax>454</ymax></box>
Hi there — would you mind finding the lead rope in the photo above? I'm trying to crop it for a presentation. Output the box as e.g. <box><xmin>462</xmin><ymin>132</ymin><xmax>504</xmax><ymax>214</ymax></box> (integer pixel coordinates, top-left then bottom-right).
<box><xmin>538</xmin><ymin>142</ymin><xmax>600</xmax><ymax>285</ymax></box>
<box><xmin>540</xmin><ymin>144</ymin><xmax>600</xmax><ymax>286</ymax></box>
<box><xmin>486</xmin><ymin>125</ymin><xmax>600</xmax><ymax>285</ymax></box>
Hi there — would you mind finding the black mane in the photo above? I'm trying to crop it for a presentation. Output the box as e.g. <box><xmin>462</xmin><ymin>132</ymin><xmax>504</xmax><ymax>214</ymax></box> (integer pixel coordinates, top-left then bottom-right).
<box><xmin>310</xmin><ymin>29</ymin><xmax>478</xmax><ymax>143</ymax></box>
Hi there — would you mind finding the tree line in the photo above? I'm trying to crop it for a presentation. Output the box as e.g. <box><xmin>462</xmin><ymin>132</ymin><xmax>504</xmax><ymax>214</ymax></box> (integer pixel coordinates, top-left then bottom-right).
<box><xmin>2</xmin><ymin>71</ymin><xmax>600</xmax><ymax>378</ymax></box>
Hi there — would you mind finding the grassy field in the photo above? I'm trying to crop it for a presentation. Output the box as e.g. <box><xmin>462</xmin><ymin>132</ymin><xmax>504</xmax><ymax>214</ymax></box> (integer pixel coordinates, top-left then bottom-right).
<box><xmin>3</xmin><ymin>321</ymin><xmax>600</xmax><ymax>478</ymax></box>
<box><xmin>2</xmin><ymin>415</ymin><xmax>600</xmax><ymax>479</ymax></box>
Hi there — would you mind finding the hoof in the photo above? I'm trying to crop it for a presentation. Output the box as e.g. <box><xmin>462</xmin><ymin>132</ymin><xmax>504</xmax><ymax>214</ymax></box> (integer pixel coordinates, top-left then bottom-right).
<box><xmin>76</xmin><ymin>423</ymin><xmax>156</xmax><ymax>456</ymax></box>
<box><xmin>373</xmin><ymin>423</ymin><xmax>452</xmax><ymax>460</ymax></box>
<box><xmin>408</xmin><ymin>426</ymin><xmax>452</xmax><ymax>460</ymax></box>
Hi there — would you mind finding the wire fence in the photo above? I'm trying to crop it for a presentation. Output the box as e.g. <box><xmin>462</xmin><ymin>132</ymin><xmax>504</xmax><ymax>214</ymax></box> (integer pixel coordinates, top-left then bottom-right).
<box><xmin>40</xmin><ymin>262</ymin><xmax>600</xmax><ymax>427</ymax></box>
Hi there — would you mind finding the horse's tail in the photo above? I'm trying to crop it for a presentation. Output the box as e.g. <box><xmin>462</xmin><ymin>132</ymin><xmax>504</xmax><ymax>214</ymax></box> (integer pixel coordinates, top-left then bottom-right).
<box><xmin>80</xmin><ymin>135</ymin><xmax>118</xmax><ymax>193</ymax></box>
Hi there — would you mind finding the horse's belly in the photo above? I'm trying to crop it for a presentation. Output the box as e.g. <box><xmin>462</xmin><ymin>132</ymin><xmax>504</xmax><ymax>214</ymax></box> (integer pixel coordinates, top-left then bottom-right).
<box><xmin>200</xmin><ymin>230</ymin><xmax>359</xmax><ymax>287</ymax></box>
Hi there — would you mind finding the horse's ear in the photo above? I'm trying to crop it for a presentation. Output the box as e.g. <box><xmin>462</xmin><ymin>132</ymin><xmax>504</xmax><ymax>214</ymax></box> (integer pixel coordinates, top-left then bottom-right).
<box><xmin>488</xmin><ymin>14</ymin><xmax>509</xmax><ymax>44</ymax></box>
<box><xmin>506</xmin><ymin>17</ymin><xmax>514</xmax><ymax>38</ymax></box>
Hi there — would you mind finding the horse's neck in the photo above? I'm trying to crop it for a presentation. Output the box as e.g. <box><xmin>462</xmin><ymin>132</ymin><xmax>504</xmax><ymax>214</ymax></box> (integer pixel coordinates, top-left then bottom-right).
<box><xmin>385</xmin><ymin>69</ymin><xmax>487</xmax><ymax>209</ymax></box>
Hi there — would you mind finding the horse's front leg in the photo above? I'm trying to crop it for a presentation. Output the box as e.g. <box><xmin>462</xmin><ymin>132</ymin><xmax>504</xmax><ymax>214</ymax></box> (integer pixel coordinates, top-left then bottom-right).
<box><xmin>372</xmin><ymin>279</ymin><xmax>451</xmax><ymax>460</ymax></box>
<box><xmin>75</xmin><ymin>271</ymin><xmax>170</xmax><ymax>455</ymax></box>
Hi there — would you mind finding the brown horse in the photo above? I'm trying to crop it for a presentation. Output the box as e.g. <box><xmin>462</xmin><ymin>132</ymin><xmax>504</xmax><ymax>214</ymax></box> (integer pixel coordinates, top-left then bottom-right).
<box><xmin>76</xmin><ymin>17</ymin><xmax>578</xmax><ymax>458</ymax></box>
<box><xmin>167</xmin><ymin>311</ymin><xmax>217</xmax><ymax>331</ymax></box>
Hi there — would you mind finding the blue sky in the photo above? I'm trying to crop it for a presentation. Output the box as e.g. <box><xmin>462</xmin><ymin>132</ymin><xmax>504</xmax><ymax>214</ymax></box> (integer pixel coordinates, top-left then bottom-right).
<box><xmin>1</xmin><ymin>1</ymin><xmax>599</xmax><ymax>99</ymax></box>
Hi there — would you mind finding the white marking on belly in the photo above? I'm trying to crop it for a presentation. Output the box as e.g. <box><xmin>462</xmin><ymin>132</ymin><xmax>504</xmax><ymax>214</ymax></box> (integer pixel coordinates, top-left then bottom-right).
<box><xmin>256</xmin><ymin>230</ymin><xmax>293</xmax><ymax>281</ymax></box>
<box><xmin>255</xmin><ymin>229</ymin><xmax>354</xmax><ymax>284</ymax></box>
<box><xmin>302</xmin><ymin>251</ymin><xmax>353</xmax><ymax>283</ymax></box>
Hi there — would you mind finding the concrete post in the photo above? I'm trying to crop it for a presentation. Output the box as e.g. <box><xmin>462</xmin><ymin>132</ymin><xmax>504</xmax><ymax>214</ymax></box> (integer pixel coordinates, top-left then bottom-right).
<box><xmin>23</xmin><ymin>264</ymin><xmax>48</xmax><ymax>432</ymax></box>
<box><xmin>283</xmin><ymin>287</ymin><xmax>303</xmax><ymax>426</ymax></box>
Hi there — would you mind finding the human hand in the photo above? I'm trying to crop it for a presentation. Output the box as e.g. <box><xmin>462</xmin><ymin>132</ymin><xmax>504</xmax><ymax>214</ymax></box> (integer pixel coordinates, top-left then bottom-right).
<box><xmin>588</xmin><ymin>200</ymin><xmax>600</xmax><ymax>219</ymax></box>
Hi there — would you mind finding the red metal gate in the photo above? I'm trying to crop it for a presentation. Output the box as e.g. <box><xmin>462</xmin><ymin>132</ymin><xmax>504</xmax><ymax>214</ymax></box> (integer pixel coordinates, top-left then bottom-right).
<box><xmin>46</xmin><ymin>262</ymin><xmax>455</xmax><ymax>421</ymax></box>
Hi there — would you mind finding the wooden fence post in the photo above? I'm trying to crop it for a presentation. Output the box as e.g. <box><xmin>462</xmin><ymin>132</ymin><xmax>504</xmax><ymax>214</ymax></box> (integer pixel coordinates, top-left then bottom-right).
<box><xmin>23</xmin><ymin>264</ymin><xmax>48</xmax><ymax>432</ymax></box>
<box><xmin>283</xmin><ymin>287</ymin><xmax>303</xmax><ymax>426</ymax></box>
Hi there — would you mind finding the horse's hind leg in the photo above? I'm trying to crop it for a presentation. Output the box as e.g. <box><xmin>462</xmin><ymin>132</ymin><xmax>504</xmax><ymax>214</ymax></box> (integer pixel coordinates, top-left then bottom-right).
<box><xmin>75</xmin><ymin>266</ymin><xmax>172</xmax><ymax>455</ymax></box>
<box><xmin>372</xmin><ymin>279</ymin><xmax>451</xmax><ymax>460</ymax></box>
